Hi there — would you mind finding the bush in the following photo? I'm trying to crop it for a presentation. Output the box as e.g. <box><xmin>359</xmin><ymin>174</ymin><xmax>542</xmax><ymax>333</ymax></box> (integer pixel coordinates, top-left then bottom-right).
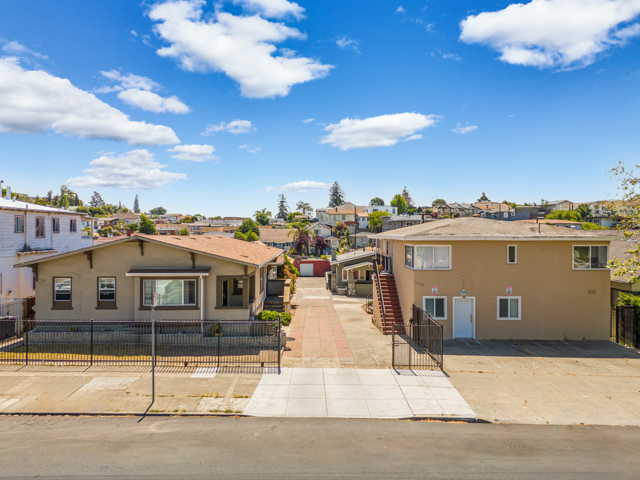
<box><xmin>321</xmin><ymin>254</ymin><xmax>329</xmax><ymax>260</ymax></box>
<box><xmin>257</xmin><ymin>310</ymin><xmax>292</xmax><ymax>326</ymax></box>
<box><xmin>581</xmin><ymin>222</ymin><xmax>607</xmax><ymax>230</ymax></box>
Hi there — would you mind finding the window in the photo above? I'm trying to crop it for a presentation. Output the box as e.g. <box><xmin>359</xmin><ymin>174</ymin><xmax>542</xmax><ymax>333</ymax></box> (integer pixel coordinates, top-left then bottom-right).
<box><xmin>406</xmin><ymin>245</ymin><xmax>451</xmax><ymax>270</ymax></box>
<box><xmin>53</xmin><ymin>277</ymin><xmax>72</xmax><ymax>308</ymax></box>
<box><xmin>503</xmin><ymin>212</ymin><xmax>508</xmax><ymax>219</ymax></box>
<box><xmin>510</xmin><ymin>212</ymin><xmax>515</xmax><ymax>216</ymax></box>
<box><xmin>423</xmin><ymin>296</ymin><xmax>447</xmax><ymax>320</ymax></box>
<box><xmin>342</xmin><ymin>215</ymin><xmax>346</xmax><ymax>220</ymax></box>
<box><xmin>143</xmin><ymin>279</ymin><xmax>196</xmax><ymax>307</ymax></box>
<box><xmin>52</xmin><ymin>218</ymin><xmax>60</xmax><ymax>233</ymax></box>
<box><xmin>353</xmin><ymin>270</ymin><xmax>360</xmax><ymax>281</ymax></box>
<box><xmin>573</xmin><ymin>246</ymin><xmax>608</xmax><ymax>270</ymax></box>
<box><xmin>498</xmin><ymin>296</ymin><xmax>521</xmax><ymax>320</ymax></box>
<box><xmin>14</xmin><ymin>215</ymin><xmax>24</xmax><ymax>233</ymax></box>
<box><xmin>97</xmin><ymin>277</ymin><xmax>116</xmax><ymax>308</ymax></box>
<box><xmin>70</xmin><ymin>219</ymin><xmax>77</xmax><ymax>232</ymax></box>
<box><xmin>507</xmin><ymin>245</ymin><xmax>517</xmax><ymax>264</ymax></box>
<box><xmin>35</xmin><ymin>217</ymin><xmax>45</xmax><ymax>237</ymax></box>
<box><xmin>342</xmin><ymin>268</ymin><xmax>349</xmax><ymax>282</ymax></box>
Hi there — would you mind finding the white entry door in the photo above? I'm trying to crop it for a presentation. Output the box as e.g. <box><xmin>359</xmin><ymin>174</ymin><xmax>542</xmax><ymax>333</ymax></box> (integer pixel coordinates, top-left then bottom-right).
<box><xmin>454</xmin><ymin>297</ymin><xmax>475</xmax><ymax>339</ymax></box>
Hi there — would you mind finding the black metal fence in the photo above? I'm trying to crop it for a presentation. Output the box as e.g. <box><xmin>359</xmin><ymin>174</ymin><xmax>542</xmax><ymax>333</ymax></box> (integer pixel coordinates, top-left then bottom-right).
<box><xmin>0</xmin><ymin>319</ymin><xmax>283</xmax><ymax>367</ymax></box>
<box><xmin>391</xmin><ymin>305</ymin><xmax>443</xmax><ymax>370</ymax></box>
<box><xmin>614</xmin><ymin>305</ymin><xmax>639</xmax><ymax>348</ymax></box>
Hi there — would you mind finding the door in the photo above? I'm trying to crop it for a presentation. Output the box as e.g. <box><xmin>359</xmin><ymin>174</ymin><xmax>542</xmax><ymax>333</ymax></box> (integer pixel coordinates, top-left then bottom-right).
<box><xmin>454</xmin><ymin>298</ymin><xmax>474</xmax><ymax>339</ymax></box>
<box><xmin>299</xmin><ymin>263</ymin><xmax>314</xmax><ymax>277</ymax></box>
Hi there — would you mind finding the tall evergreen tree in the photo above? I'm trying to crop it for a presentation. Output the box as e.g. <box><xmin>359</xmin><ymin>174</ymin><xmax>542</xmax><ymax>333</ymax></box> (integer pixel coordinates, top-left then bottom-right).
<box><xmin>477</xmin><ymin>192</ymin><xmax>490</xmax><ymax>202</ymax></box>
<box><xmin>277</xmin><ymin>194</ymin><xmax>289</xmax><ymax>219</ymax></box>
<box><xmin>328</xmin><ymin>181</ymin><xmax>345</xmax><ymax>208</ymax></box>
<box><xmin>401</xmin><ymin>186</ymin><xmax>414</xmax><ymax>208</ymax></box>
<box><xmin>296</xmin><ymin>201</ymin><xmax>312</xmax><ymax>216</ymax></box>
<box><xmin>133</xmin><ymin>195</ymin><xmax>140</xmax><ymax>213</ymax></box>
<box><xmin>46</xmin><ymin>190</ymin><xmax>53</xmax><ymax>204</ymax></box>
<box><xmin>90</xmin><ymin>191</ymin><xmax>105</xmax><ymax>208</ymax></box>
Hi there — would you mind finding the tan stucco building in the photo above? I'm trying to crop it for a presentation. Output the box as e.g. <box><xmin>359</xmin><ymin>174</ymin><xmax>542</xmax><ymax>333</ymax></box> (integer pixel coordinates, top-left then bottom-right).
<box><xmin>15</xmin><ymin>234</ymin><xmax>283</xmax><ymax>321</ymax></box>
<box><xmin>370</xmin><ymin>218</ymin><xmax>612</xmax><ymax>340</ymax></box>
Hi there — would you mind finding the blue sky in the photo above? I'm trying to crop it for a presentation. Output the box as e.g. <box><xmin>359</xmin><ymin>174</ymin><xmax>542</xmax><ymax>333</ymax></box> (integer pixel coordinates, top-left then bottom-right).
<box><xmin>1</xmin><ymin>0</ymin><xmax>640</xmax><ymax>216</ymax></box>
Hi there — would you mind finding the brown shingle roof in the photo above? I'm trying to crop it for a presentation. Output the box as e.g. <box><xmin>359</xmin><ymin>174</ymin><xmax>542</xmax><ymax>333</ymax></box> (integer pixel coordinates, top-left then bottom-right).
<box><xmin>259</xmin><ymin>228</ymin><xmax>296</xmax><ymax>243</ymax></box>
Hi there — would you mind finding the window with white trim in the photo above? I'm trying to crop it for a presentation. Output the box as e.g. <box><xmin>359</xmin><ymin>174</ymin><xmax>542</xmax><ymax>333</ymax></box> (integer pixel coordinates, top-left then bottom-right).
<box><xmin>52</xmin><ymin>218</ymin><xmax>60</xmax><ymax>233</ymax></box>
<box><xmin>423</xmin><ymin>296</ymin><xmax>447</xmax><ymax>320</ymax></box>
<box><xmin>573</xmin><ymin>246</ymin><xmax>608</xmax><ymax>269</ymax></box>
<box><xmin>342</xmin><ymin>269</ymin><xmax>349</xmax><ymax>282</ymax></box>
<box><xmin>497</xmin><ymin>296</ymin><xmax>521</xmax><ymax>320</ymax></box>
<box><xmin>143</xmin><ymin>279</ymin><xmax>196</xmax><ymax>306</ymax></box>
<box><xmin>507</xmin><ymin>245</ymin><xmax>517</xmax><ymax>264</ymax></box>
<box><xmin>14</xmin><ymin>215</ymin><xmax>24</xmax><ymax>233</ymax></box>
<box><xmin>405</xmin><ymin>245</ymin><xmax>451</xmax><ymax>270</ymax></box>
<box><xmin>35</xmin><ymin>217</ymin><xmax>45</xmax><ymax>237</ymax></box>
<box><xmin>98</xmin><ymin>277</ymin><xmax>116</xmax><ymax>301</ymax></box>
<box><xmin>53</xmin><ymin>277</ymin><xmax>72</xmax><ymax>308</ymax></box>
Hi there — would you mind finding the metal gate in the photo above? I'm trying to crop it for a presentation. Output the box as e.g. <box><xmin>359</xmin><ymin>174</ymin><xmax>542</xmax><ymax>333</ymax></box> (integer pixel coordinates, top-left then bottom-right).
<box><xmin>615</xmin><ymin>305</ymin><xmax>639</xmax><ymax>348</ymax></box>
<box><xmin>391</xmin><ymin>305</ymin><xmax>443</xmax><ymax>370</ymax></box>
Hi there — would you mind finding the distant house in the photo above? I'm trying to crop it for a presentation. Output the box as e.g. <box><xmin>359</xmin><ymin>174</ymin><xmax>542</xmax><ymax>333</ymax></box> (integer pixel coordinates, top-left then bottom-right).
<box><xmin>308</xmin><ymin>222</ymin><xmax>333</xmax><ymax>238</ymax></box>
<box><xmin>588</xmin><ymin>202</ymin><xmax>618</xmax><ymax>228</ymax></box>
<box><xmin>316</xmin><ymin>203</ymin><xmax>366</xmax><ymax>226</ymax></box>
<box><xmin>381</xmin><ymin>215</ymin><xmax>432</xmax><ymax>232</ymax></box>
<box><xmin>112</xmin><ymin>212</ymin><xmax>141</xmax><ymax>226</ymax></box>
<box><xmin>437</xmin><ymin>203</ymin><xmax>481</xmax><ymax>218</ymax></box>
<box><xmin>472</xmin><ymin>202</ymin><xmax>516</xmax><ymax>220</ymax></box>
<box><xmin>156</xmin><ymin>224</ymin><xmax>181</xmax><ymax>235</ymax></box>
<box><xmin>259</xmin><ymin>227</ymin><xmax>296</xmax><ymax>250</ymax></box>
<box><xmin>329</xmin><ymin>249</ymin><xmax>376</xmax><ymax>297</ymax></box>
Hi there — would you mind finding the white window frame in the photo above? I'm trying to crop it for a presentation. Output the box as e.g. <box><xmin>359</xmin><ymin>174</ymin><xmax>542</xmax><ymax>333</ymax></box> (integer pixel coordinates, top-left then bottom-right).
<box><xmin>404</xmin><ymin>245</ymin><xmax>452</xmax><ymax>270</ymax></box>
<box><xmin>54</xmin><ymin>277</ymin><xmax>72</xmax><ymax>302</ymax></box>
<box><xmin>143</xmin><ymin>279</ymin><xmax>197</xmax><ymax>307</ymax></box>
<box><xmin>497</xmin><ymin>296</ymin><xmax>521</xmax><ymax>320</ymax></box>
<box><xmin>342</xmin><ymin>268</ymin><xmax>349</xmax><ymax>282</ymax></box>
<box><xmin>14</xmin><ymin>215</ymin><xmax>24</xmax><ymax>233</ymax></box>
<box><xmin>98</xmin><ymin>277</ymin><xmax>116</xmax><ymax>302</ymax></box>
<box><xmin>572</xmin><ymin>245</ymin><xmax>608</xmax><ymax>270</ymax></box>
<box><xmin>423</xmin><ymin>296</ymin><xmax>447</xmax><ymax>320</ymax></box>
<box><xmin>507</xmin><ymin>245</ymin><xmax>517</xmax><ymax>264</ymax></box>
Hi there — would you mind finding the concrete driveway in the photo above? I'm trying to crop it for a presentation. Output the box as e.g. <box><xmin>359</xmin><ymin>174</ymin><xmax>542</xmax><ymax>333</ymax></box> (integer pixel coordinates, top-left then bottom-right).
<box><xmin>445</xmin><ymin>340</ymin><xmax>640</xmax><ymax>425</ymax></box>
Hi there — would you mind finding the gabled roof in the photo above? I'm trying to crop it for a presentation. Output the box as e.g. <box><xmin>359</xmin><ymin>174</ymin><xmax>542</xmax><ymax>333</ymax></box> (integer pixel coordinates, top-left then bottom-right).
<box><xmin>331</xmin><ymin>249</ymin><xmax>376</xmax><ymax>265</ymax></box>
<box><xmin>0</xmin><ymin>198</ymin><xmax>87</xmax><ymax>216</ymax></box>
<box><xmin>259</xmin><ymin>228</ymin><xmax>296</xmax><ymax>243</ymax></box>
<box><xmin>16</xmin><ymin>233</ymin><xmax>283</xmax><ymax>268</ymax></box>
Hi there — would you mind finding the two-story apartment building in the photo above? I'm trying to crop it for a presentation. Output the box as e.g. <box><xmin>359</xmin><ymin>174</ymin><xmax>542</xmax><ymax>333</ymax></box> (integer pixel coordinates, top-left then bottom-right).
<box><xmin>370</xmin><ymin>217</ymin><xmax>612</xmax><ymax>340</ymax></box>
<box><xmin>1</xmin><ymin>196</ymin><xmax>93</xmax><ymax>305</ymax></box>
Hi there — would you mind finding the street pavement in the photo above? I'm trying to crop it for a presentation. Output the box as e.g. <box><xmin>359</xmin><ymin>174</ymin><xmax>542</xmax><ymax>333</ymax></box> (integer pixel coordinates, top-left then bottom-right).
<box><xmin>1</xmin><ymin>416</ymin><xmax>639</xmax><ymax>479</ymax></box>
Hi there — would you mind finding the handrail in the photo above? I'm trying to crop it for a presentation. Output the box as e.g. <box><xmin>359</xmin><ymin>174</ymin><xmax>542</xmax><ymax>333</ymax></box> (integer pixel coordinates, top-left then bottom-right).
<box><xmin>373</xmin><ymin>255</ymin><xmax>387</xmax><ymax>331</ymax></box>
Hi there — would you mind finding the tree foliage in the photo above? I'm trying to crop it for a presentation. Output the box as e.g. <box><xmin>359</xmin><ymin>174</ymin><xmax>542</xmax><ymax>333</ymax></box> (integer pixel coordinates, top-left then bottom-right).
<box><xmin>369</xmin><ymin>197</ymin><xmax>384</xmax><ymax>206</ymax></box>
<box><xmin>296</xmin><ymin>201</ymin><xmax>312</xmax><ymax>216</ymax></box>
<box><xmin>255</xmin><ymin>207</ymin><xmax>272</xmax><ymax>217</ymax></box>
<box><xmin>477</xmin><ymin>192</ymin><xmax>490</xmax><ymax>202</ymax></box>
<box><xmin>292</xmin><ymin>232</ymin><xmax>310</xmax><ymax>256</ymax></box>
<box><xmin>328</xmin><ymin>181</ymin><xmax>345</xmax><ymax>208</ymax></box>
<box><xmin>235</xmin><ymin>230</ymin><xmax>259</xmax><ymax>242</ymax></box>
<box><xmin>312</xmin><ymin>235</ymin><xmax>330</xmax><ymax>256</ymax></box>
<box><xmin>368</xmin><ymin>211</ymin><xmax>388</xmax><ymax>233</ymax></box>
<box><xmin>138</xmin><ymin>214</ymin><xmax>156</xmax><ymax>234</ymax></box>
<box><xmin>432</xmin><ymin>198</ymin><xmax>446</xmax><ymax>208</ymax></box>
<box><xmin>390</xmin><ymin>194</ymin><xmax>407</xmax><ymax>214</ymax></box>
<box><xmin>576</xmin><ymin>204</ymin><xmax>592</xmax><ymax>221</ymax></box>
<box><xmin>237</xmin><ymin>219</ymin><xmax>260</xmax><ymax>236</ymax></box>
<box><xmin>255</xmin><ymin>212</ymin><xmax>270</xmax><ymax>226</ymax></box>
<box><xmin>277</xmin><ymin>194</ymin><xmax>289</xmax><ymax>219</ymax></box>
<box><xmin>545</xmin><ymin>210</ymin><xmax>582</xmax><ymax>222</ymax></box>
<box><xmin>133</xmin><ymin>195</ymin><xmax>140</xmax><ymax>213</ymax></box>
<box><xmin>401</xmin><ymin>186</ymin><xmax>414</xmax><ymax>208</ymax></box>
<box><xmin>90</xmin><ymin>191</ymin><xmax>105</xmax><ymax>208</ymax></box>
<box><xmin>333</xmin><ymin>221</ymin><xmax>348</xmax><ymax>237</ymax></box>
<box><xmin>179</xmin><ymin>228</ymin><xmax>189</xmax><ymax>236</ymax></box>
<box><xmin>149</xmin><ymin>206</ymin><xmax>167</xmax><ymax>216</ymax></box>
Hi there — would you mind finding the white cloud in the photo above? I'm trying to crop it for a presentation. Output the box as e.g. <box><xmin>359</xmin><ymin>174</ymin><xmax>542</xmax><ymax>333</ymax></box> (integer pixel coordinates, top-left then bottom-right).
<box><xmin>99</xmin><ymin>70</ymin><xmax>190</xmax><ymax>114</ymax></box>
<box><xmin>67</xmin><ymin>149</ymin><xmax>187</xmax><ymax>189</ymax></box>
<box><xmin>263</xmin><ymin>180</ymin><xmax>331</xmax><ymax>194</ymax></box>
<box><xmin>233</xmin><ymin>0</ymin><xmax>305</xmax><ymax>19</ymax></box>
<box><xmin>336</xmin><ymin>36</ymin><xmax>361</xmax><ymax>53</ymax></box>
<box><xmin>202</xmin><ymin>119</ymin><xmax>252</xmax><ymax>135</ymax></box>
<box><xmin>131</xmin><ymin>30</ymin><xmax>139</xmax><ymax>37</ymax></box>
<box><xmin>320</xmin><ymin>113</ymin><xmax>440</xmax><ymax>150</ymax></box>
<box><xmin>2</xmin><ymin>40</ymin><xmax>48</xmax><ymax>60</ymax></box>
<box><xmin>0</xmin><ymin>57</ymin><xmax>179</xmax><ymax>145</ymax></box>
<box><xmin>396</xmin><ymin>6</ymin><xmax>405</xmax><ymax>14</ymax></box>
<box><xmin>452</xmin><ymin>123</ymin><xmax>478</xmax><ymax>134</ymax></box>
<box><xmin>302</xmin><ymin>117</ymin><xmax>314</xmax><ymax>123</ymax></box>
<box><xmin>460</xmin><ymin>0</ymin><xmax>640</xmax><ymax>69</ymax></box>
<box><xmin>239</xmin><ymin>144</ymin><xmax>261</xmax><ymax>153</ymax></box>
<box><xmin>148</xmin><ymin>0</ymin><xmax>333</xmax><ymax>98</ymax></box>
<box><xmin>167</xmin><ymin>144</ymin><xmax>216</xmax><ymax>162</ymax></box>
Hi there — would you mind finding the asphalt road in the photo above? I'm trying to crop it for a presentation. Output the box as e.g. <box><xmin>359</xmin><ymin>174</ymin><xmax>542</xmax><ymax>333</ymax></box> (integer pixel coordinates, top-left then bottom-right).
<box><xmin>1</xmin><ymin>416</ymin><xmax>639</xmax><ymax>479</ymax></box>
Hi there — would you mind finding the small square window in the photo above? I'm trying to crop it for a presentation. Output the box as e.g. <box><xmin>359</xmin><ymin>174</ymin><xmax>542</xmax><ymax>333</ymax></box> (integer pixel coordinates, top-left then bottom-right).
<box><xmin>497</xmin><ymin>297</ymin><xmax>520</xmax><ymax>320</ymax></box>
<box><xmin>424</xmin><ymin>296</ymin><xmax>447</xmax><ymax>320</ymax></box>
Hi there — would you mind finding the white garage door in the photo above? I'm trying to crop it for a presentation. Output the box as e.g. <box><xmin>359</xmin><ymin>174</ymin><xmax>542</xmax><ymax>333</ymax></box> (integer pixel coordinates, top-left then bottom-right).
<box><xmin>299</xmin><ymin>263</ymin><xmax>314</xmax><ymax>276</ymax></box>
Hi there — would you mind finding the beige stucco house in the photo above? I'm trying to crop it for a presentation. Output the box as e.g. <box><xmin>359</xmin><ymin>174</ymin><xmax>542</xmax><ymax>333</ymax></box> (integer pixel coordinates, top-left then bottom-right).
<box><xmin>15</xmin><ymin>233</ymin><xmax>283</xmax><ymax>321</ymax></box>
<box><xmin>369</xmin><ymin>218</ymin><xmax>612</xmax><ymax>340</ymax></box>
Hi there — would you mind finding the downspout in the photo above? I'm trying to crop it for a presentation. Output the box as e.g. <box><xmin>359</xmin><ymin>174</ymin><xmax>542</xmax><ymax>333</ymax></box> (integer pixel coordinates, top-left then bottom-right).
<box><xmin>200</xmin><ymin>274</ymin><xmax>204</xmax><ymax>335</ymax></box>
<box><xmin>24</xmin><ymin>205</ymin><xmax>29</xmax><ymax>249</ymax></box>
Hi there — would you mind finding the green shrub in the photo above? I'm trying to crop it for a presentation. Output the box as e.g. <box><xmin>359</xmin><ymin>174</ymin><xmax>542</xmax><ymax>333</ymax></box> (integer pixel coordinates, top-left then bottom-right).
<box><xmin>581</xmin><ymin>222</ymin><xmax>607</xmax><ymax>230</ymax></box>
<box><xmin>321</xmin><ymin>254</ymin><xmax>329</xmax><ymax>260</ymax></box>
<box><xmin>281</xmin><ymin>313</ymin><xmax>292</xmax><ymax>326</ymax></box>
<box><xmin>257</xmin><ymin>310</ymin><xmax>292</xmax><ymax>326</ymax></box>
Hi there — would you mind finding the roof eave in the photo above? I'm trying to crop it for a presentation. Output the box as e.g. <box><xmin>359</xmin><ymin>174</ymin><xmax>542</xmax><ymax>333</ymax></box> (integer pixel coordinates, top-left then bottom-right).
<box><xmin>368</xmin><ymin>234</ymin><xmax>613</xmax><ymax>242</ymax></box>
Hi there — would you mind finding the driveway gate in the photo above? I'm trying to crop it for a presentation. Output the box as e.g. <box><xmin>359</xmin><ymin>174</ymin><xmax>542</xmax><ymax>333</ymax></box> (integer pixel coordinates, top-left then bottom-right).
<box><xmin>391</xmin><ymin>305</ymin><xmax>443</xmax><ymax>370</ymax></box>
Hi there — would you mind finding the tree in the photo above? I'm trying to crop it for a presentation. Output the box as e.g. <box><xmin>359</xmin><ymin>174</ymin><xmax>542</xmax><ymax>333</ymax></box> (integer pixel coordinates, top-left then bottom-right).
<box><xmin>98</xmin><ymin>226</ymin><xmax>113</xmax><ymax>237</ymax></box>
<box><xmin>432</xmin><ymin>198</ymin><xmax>446</xmax><ymax>208</ymax></box>
<box><xmin>333</xmin><ymin>221</ymin><xmax>348</xmax><ymax>238</ymax></box>
<box><xmin>287</xmin><ymin>212</ymin><xmax>303</xmax><ymax>223</ymax></box>
<box><xmin>56</xmin><ymin>185</ymin><xmax>74</xmax><ymax>209</ymax></box>
<box><xmin>133</xmin><ymin>195</ymin><xmax>140</xmax><ymax>213</ymax></box>
<box><xmin>296</xmin><ymin>201</ymin><xmax>312</xmax><ymax>216</ymax></box>
<box><xmin>545</xmin><ymin>210</ymin><xmax>582</xmax><ymax>222</ymax></box>
<box><xmin>370</xmin><ymin>197</ymin><xmax>384</xmax><ymax>206</ymax></box>
<box><xmin>390</xmin><ymin>194</ymin><xmax>407</xmax><ymax>214</ymax></box>
<box><xmin>149</xmin><ymin>206</ymin><xmax>167</xmax><ymax>216</ymax></box>
<box><xmin>181</xmin><ymin>217</ymin><xmax>194</xmax><ymax>223</ymax></box>
<box><xmin>138</xmin><ymin>214</ymin><xmax>156</xmax><ymax>234</ymax></box>
<box><xmin>90</xmin><ymin>191</ymin><xmax>105</xmax><ymax>208</ymax></box>
<box><xmin>477</xmin><ymin>192</ymin><xmax>490</xmax><ymax>202</ymax></box>
<box><xmin>277</xmin><ymin>194</ymin><xmax>289</xmax><ymax>219</ymax></box>
<box><xmin>255</xmin><ymin>212</ymin><xmax>270</xmax><ymax>226</ymax></box>
<box><xmin>179</xmin><ymin>228</ymin><xmax>189</xmax><ymax>236</ymax></box>
<box><xmin>235</xmin><ymin>230</ymin><xmax>259</xmax><ymax>242</ymax></box>
<box><xmin>255</xmin><ymin>208</ymin><xmax>272</xmax><ymax>217</ymax></box>
<box><xmin>292</xmin><ymin>232</ymin><xmax>311</xmax><ymax>256</ymax></box>
<box><xmin>502</xmin><ymin>200</ymin><xmax>518</xmax><ymax>208</ymax></box>
<box><xmin>368</xmin><ymin>211</ymin><xmax>388</xmax><ymax>233</ymax></box>
<box><xmin>312</xmin><ymin>235</ymin><xmax>330</xmax><ymax>256</ymax></box>
<box><xmin>576</xmin><ymin>204</ymin><xmax>592</xmax><ymax>221</ymax></box>
<box><xmin>237</xmin><ymin>219</ymin><xmax>260</xmax><ymax>236</ymax></box>
<box><xmin>328</xmin><ymin>181</ymin><xmax>345</xmax><ymax>208</ymax></box>
<box><xmin>128</xmin><ymin>222</ymin><xmax>139</xmax><ymax>232</ymax></box>
<box><xmin>401</xmin><ymin>186</ymin><xmax>414</xmax><ymax>208</ymax></box>
<box><xmin>46</xmin><ymin>190</ymin><xmax>53</xmax><ymax>205</ymax></box>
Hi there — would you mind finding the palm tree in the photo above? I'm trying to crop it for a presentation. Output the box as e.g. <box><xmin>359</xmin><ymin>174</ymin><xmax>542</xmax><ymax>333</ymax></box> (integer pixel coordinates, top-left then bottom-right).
<box><xmin>255</xmin><ymin>208</ymin><xmax>272</xmax><ymax>217</ymax></box>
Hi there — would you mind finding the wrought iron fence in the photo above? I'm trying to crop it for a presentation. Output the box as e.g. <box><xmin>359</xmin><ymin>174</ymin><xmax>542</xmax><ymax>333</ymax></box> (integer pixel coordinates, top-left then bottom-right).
<box><xmin>391</xmin><ymin>305</ymin><xmax>443</xmax><ymax>370</ymax></box>
<box><xmin>0</xmin><ymin>319</ymin><xmax>283</xmax><ymax>367</ymax></box>
<box><xmin>614</xmin><ymin>305</ymin><xmax>639</xmax><ymax>348</ymax></box>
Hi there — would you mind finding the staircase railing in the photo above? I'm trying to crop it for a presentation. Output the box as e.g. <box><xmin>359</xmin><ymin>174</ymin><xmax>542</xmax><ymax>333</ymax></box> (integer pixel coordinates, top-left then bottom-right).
<box><xmin>373</xmin><ymin>256</ymin><xmax>387</xmax><ymax>332</ymax></box>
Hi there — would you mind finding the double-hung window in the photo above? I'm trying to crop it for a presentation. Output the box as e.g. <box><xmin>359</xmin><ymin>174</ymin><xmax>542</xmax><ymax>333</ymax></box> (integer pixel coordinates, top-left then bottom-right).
<box><xmin>497</xmin><ymin>297</ymin><xmax>520</xmax><ymax>320</ymax></box>
<box><xmin>573</xmin><ymin>246</ymin><xmax>608</xmax><ymax>270</ymax></box>
<box><xmin>53</xmin><ymin>277</ymin><xmax>72</xmax><ymax>308</ymax></box>
<box><xmin>143</xmin><ymin>279</ymin><xmax>196</xmax><ymax>307</ymax></box>
<box><xmin>342</xmin><ymin>269</ymin><xmax>349</xmax><ymax>282</ymax></box>
<box><xmin>35</xmin><ymin>217</ymin><xmax>45</xmax><ymax>238</ymax></box>
<box><xmin>70</xmin><ymin>219</ymin><xmax>77</xmax><ymax>232</ymax></box>
<box><xmin>406</xmin><ymin>245</ymin><xmax>451</xmax><ymax>270</ymax></box>
<box><xmin>14</xmin><ymin>215</ymin><xmax>24</xmax><ymax>233</ymax></box>
<box><xmin>423</xmin><ymin>296</ymin><xmax>447</xmax><ymax>320</ymax></box>
<box><xmin>507</xmin><ymin>245</ymin><xmax>517</xmax><ymax>264</ymax></box>
<box><xmin>98</xmin><ymin>277</ymin><xmax>116</xmax><ymax>308</ymax></box>
<box><xmin>52</xmin><ymin>218</ymin><xmax>60</xmax><ymax>233</ymax></box>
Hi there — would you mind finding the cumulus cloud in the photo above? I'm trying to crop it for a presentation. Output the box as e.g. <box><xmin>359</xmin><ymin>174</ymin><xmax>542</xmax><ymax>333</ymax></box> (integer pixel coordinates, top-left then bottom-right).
<box><xmin>452</xmin><ymin>123</ymin><xmax>478</xmax><ymax>134</ymax></box>
<box><xmin>460</xmin><ymin>0</ymin><xmax>640</xmax><ymax>69</ymax></box>
<box><xmin>232</xmin><ymin>0</ymin><xmax>305</xmax><ymax>19</ymax></box>
<box><xmin>99</xmin><ymin>70</ymin><xmax>190</xmax><ymax>114</ymax></box>
<box><xmin>336</xmin><ymin>36</ymin><xmax>361</xmax><ymax>53</ymax></box>
<box><xmin>320</xmin><ymin>113</ymin><xmax>440</xmax><ymax>150</ymax></box>
<box><xmin>202</xmin><ymin>119</ymin><xmax>252</xmax><ymax>135</ymax></box>
<box><xmin>263</xmin><ymin>180</ymin><xmax>331</xmax><ymax>194</ymax></box>
<box><xmin>0</xmin><ymin>58</ymin><xmax>179</xmax><ymax>145</ymax></box>
<box><xmin>2</xmin><ymin>40</ymin><xmax>48</xmax><ymax>60</ymax></box>
<box><xmin>67</xmin><ymin>149</ymin><xmax>187</xmax><ymax>189</ymax></box>
<box><xmin>167</xmin><ymin>144</ymin><xmax>216</xmax><ymax>162</ymax></box>
<box><xmin>148</xmin><ymin>0</ymin><xmax>333</xmax><ymax>98</ymax></box>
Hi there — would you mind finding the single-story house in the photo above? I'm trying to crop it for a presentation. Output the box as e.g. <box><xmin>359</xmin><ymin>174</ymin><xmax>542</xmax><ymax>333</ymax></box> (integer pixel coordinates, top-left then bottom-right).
<box><xmin>330</xmin><ymin>249</ymin><xmax>376</xmax><ymax>296</ymax></box>
<box><xmin>369</xmin><ymin>217</ymin><xmax>612</xmax><ymax>340</ymax></box>
<box><xmin>259</xmin><ymin>227</ymin><xmax>296</xmax><ymax>250</ymax></box>
<box><xmin>15</xmin><ymin>233</ymin><xmax>283</xmax><ymax>321</ymax></box>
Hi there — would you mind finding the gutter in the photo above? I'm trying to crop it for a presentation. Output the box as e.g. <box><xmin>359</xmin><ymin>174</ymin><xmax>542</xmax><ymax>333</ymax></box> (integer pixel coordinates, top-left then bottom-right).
<box><xmin>368</xmin><ymin>234</ymin><xmax>614</xmax><ymax>242</ymax></box>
